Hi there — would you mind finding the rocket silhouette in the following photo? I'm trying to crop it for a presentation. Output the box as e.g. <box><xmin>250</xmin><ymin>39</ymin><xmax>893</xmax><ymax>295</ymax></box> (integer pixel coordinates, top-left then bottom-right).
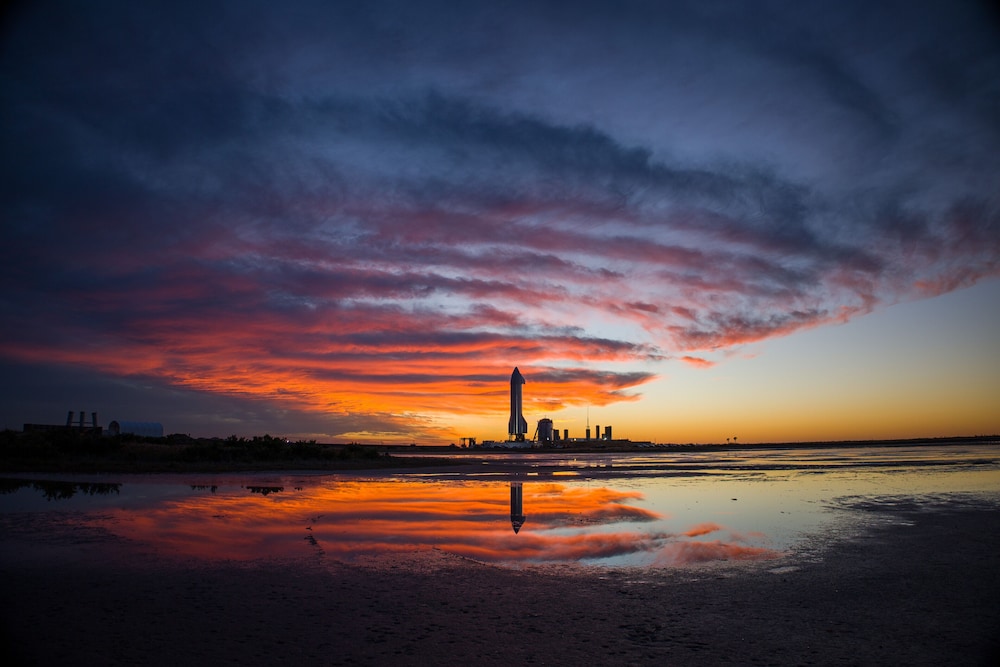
<box><xmin>508</xmin><ymin>367</ymin><xmax>527</xmax><ymax>440</ymax></box>
<box><xmin>510</xmin><ymin>481</ymin><xmax>526</xmax><ymax>534</ymax></box>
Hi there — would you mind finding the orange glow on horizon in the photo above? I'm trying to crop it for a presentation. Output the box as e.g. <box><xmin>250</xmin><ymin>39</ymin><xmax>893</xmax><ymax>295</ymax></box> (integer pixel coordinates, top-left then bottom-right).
<box><xmin>4</xmin><ymin>334</ymin><xmax>654</xmax><ymax>438</ymax></box>
<box><xmin>5</xmin><ymin>277</ymin><xmax>997</xmax><ymax>445</ymax></box>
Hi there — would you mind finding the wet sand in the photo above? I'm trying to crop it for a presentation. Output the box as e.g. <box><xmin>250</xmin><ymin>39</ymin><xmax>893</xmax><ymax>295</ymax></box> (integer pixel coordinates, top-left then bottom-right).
<box><xmin>2</xmin><ymin>494</ymin><xmax>998</xmax><ymax>666</ymax></box>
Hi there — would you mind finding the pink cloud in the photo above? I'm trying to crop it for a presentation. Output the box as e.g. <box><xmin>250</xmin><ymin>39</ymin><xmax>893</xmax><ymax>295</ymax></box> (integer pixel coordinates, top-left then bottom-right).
<box><xmin>654</xmin><ymin>540</ymin><xmax>780</xmax><ymax>566</ymax></box>
<box><xmin>682</xmin><ymin>522</ymin><xmax>724</xmax><ymax>537</ymax></box>
<box><xmin>680</xmin><ymin>356</ymin><xmax>716</xmax><ymax>368</ymax></box>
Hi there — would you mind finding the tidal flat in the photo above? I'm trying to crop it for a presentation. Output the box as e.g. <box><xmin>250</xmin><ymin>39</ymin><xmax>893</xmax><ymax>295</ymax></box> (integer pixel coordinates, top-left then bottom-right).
<box><xmin>2</xmin><ymin>444</ymin><xmax>998</xmax><ymax>665</ymax></box>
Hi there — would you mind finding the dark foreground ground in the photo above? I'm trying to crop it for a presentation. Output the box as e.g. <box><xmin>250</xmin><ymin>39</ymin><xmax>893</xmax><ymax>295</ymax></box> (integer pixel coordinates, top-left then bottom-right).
<box><xmin>2</xmin><ymin>494</ymin><xmax>999</xmax><ymax>666</ymax></box>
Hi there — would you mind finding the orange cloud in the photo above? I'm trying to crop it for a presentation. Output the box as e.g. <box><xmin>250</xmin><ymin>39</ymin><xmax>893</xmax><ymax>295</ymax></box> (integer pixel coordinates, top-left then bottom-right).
<box><xmin>4</xmin><ymin>321</ymin><xmax>656</xmax><ymax>439</ymax></box>
<box><xmin>680</xmin><ymin>356</ymin><xmax>715</xmax><ymax>368</ymax></box>
<box><xmin>654</xmin><ymin>540</ymin><xmax>780</xmax><ymax>566</ymax></box>
<box><xmin>682</xmin><ymin>522</ymin><xmax>724</xmax><ymax>537</ymax></box>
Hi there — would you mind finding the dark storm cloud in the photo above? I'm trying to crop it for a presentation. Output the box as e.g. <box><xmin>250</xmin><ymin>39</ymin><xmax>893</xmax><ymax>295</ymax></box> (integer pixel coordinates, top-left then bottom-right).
<box><xmin>1</xmin><ymin>0</ymin><xmax>998</xmax><ymax>438</ymax></box>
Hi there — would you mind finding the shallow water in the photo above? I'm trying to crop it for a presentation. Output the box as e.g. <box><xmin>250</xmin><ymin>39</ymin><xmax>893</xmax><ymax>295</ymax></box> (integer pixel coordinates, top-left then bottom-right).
<box><xmin>2</xmin><ymin>444</ymin><xmax>998</xmax><ymax>567</ymax></box>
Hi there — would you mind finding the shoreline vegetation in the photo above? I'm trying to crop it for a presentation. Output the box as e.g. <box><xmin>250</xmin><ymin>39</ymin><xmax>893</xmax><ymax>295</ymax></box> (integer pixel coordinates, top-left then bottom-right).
<box><xmin>0</xmin><ymin>430</ymin><xmax>456</xmax><ymax>474</ymax></box>
<box><xmin>0</xmin><ymin>428</ymin><xmax>996</xmax><ymax>474</ymax></box>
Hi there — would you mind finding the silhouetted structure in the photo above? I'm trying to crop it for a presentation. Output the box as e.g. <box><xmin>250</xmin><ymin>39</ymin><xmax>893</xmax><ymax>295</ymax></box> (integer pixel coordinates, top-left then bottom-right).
<box><xmin>508</xmin><ymin>367</ymin><xmax>527</xmax><ymax>442</ymax></box>
<box><xmin>23</xmin><ymin>410</ymin><xmax>100</xmax><ymax>434</ymax></box>
<box><xmin>108</xmin><ymin>421</ymin><xmax>163</xmax><ymax>438</ymax></box>
<box><xmin>510</xmin><ymin>481</ymin><xmax>525</xmax><ymax>534</ymax></box>
<box><xmin>536</xmin><ymin>418</ymin><xmax>554</xmax><ymax>443</ymax></box>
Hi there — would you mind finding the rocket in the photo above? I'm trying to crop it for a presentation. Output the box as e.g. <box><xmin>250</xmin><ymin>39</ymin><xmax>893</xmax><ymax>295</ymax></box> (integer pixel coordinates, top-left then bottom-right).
<box><xmin>508</xmin><ymin>366</ymin><xmax>528</xmax><ymax>441</ymax></box>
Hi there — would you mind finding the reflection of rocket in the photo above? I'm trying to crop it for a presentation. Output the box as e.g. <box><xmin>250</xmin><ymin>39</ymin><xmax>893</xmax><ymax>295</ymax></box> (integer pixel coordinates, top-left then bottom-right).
<box><xmin>510</xmin><ymin>481</ymin><xmax>526</xmax><ymax>534</ymax></box>
<box><xmin>508</xmin><ymin>367</ymin><xmax>528</xmax><ymax>441</ymax></box>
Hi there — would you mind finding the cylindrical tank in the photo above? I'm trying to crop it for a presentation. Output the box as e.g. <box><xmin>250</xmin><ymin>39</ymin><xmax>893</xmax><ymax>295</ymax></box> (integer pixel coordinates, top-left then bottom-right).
<box><xmin>537</xmin><ymin>418</ymin><xmax>554</xmax><ymax>442</ymax></box>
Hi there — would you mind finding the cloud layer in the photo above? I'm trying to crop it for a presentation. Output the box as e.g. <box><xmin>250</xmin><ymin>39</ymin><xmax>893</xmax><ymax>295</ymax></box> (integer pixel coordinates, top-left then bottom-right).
<box><xmin>1</xmin><ymin>1</ymin><xmax>998</xmax><ymax>438</ymax></box>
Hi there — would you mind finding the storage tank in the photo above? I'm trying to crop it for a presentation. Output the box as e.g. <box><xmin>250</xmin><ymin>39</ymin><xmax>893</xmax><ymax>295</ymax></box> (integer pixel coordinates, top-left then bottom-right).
<box><xmin>537</xmin><ymin>418</ymin><xmax>554</xmax><ymax>443</ymax></box>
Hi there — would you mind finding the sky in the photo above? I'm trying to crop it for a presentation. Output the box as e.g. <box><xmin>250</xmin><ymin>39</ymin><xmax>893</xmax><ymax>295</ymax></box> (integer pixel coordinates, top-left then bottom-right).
<box><xmin>1</xmin><ymin>0</ymin><xmax>998</xmax><ymax>444</ymax></box>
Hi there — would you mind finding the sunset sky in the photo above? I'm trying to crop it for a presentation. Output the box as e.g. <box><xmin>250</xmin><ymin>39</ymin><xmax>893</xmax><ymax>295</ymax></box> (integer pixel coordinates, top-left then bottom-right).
<box><xmin>2</xmin><ymin>1</ymin><xmax>998</xmax><ymax>444</ymax></box>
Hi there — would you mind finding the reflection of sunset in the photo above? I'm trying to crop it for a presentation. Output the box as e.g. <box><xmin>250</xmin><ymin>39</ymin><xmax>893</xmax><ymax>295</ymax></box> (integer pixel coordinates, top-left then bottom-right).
<box><xmin>100</xmin><ymin>480</ymin><xmax>777</xmax><ymax>566</ymax></box>
<box><xmin>683</xmin><ymin>522</ymin><xmax>725</xmax><ymax>537</ymax></box>
<box><xmin>655</xmin><ymin>541</ymin><xmax>779</xmax><ymax>566</ymax></box>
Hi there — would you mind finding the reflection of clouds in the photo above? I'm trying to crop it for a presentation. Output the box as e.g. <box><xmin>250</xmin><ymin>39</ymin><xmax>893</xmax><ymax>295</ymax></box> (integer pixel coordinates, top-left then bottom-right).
<box><xmin>683</xmin><ymin>522</ymin><xmax>724</xmax><ymax>537</ymax></box>
<box><xmin>726</xmin><ymin>529</ymin><xmax>769</xmax><ymax>544</ymax></box>
<box><xmin>658</xmin><ymin>522</ymin><xmax>779</xmax><ymax>565</ymax></box>
<box><xmin>455</xmin><ymin>531</ymin><xmax>676</xmax><ymax>563</ymax></box>
<box><xmin>655</xmin><ymin>541</ymin><xmax>779</xmax><ymax>566</ymax></box>
<box><xmin>520</xmin><ymin>483</ymin><xmax>661</xmax><ymax>527</ymax></box>
<box><xmin>101</xmin><ymin>481</ymin><xmax>779</xmax><ymax>566</ymax></box>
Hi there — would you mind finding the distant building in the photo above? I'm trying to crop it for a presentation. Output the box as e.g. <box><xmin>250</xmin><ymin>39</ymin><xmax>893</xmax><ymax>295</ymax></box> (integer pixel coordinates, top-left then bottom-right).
<box><xmin>23</xmin><ymin>410</ymin><xmax>101</xmax><ymax>434</ymax></box>
<box><xmin>108</xmin><ymin>421</ymin><xmax>164</xmax><ymax>438</ymax></box>
<box><xmin>536</xmin><ymin>418</ymin><xmax>554</xmax><ymax>443</ymax></box>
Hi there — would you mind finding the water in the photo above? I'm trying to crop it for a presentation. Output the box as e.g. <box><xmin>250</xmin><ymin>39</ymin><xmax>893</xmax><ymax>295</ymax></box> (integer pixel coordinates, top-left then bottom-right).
<box><xmin>2</xmin><ymin>444</ymin><xmax>998</xmax><ymax>567</ymax></box>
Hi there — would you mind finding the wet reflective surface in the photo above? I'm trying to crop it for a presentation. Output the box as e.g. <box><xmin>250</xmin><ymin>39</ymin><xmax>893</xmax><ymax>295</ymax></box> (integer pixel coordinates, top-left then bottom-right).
<box><xmin>2</xmin><ymin>444</ymin><xmax>998</xmax><ymax>567</ymax></box>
